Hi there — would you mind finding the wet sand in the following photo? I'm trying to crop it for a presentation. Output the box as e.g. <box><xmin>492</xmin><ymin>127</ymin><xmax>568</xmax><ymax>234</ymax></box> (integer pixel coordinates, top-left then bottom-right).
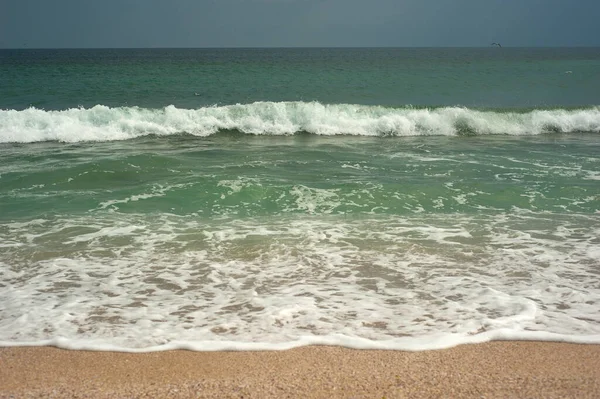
<box><xmin>1</xmin><ymin>342</ymin><xmax>599</xmax><ymax>398</ymax></box>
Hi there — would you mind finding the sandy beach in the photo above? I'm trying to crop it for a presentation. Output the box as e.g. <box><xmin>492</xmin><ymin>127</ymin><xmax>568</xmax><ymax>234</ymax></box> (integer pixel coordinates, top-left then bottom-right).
<box><xmin>1</xmin><ymin>342</ymin><xmax>599</xmax><ymax>398</ymax></box>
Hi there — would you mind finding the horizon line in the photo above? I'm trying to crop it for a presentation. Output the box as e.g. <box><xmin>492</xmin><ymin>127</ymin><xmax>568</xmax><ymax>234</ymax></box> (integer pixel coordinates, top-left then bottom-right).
<box><xmin>2</xmin><ymin>45</ymin><xmax>600</xmax><ymax>50</ymax></box>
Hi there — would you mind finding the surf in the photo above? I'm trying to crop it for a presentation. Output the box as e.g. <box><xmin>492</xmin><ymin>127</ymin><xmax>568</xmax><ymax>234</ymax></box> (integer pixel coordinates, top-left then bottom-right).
<box><xmin>1</xmin><ymin>102</ymin><xmax>599</xmax><ymax>143</ymax></box>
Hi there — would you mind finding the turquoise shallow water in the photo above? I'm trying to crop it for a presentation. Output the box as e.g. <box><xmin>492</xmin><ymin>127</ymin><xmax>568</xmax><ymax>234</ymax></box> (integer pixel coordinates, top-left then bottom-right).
<box><xmin>2</xmin><ymin>133</ymin><xmax>599</xmax><ymax>219</ymax></box>
<box><xmin>0</xmin><ymin>48</ymin><xmax>599</xmax><ymax>351</ymax></box>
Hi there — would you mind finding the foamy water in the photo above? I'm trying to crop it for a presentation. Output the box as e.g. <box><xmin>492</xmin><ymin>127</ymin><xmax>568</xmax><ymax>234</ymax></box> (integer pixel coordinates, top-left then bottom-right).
<box><xmin>1</xmin><ymin>103</ymin><xmax>599</xmax><ymax>143</ymax></box>
<box><xmin>2</xmin><ymin>209</ymin><xmax>600</xmax><ymax>351</ymax></box>
<box><xmin>2</xmin><ymin>127</ymin><xmax>600</xmax><ymax>351</ymax></box>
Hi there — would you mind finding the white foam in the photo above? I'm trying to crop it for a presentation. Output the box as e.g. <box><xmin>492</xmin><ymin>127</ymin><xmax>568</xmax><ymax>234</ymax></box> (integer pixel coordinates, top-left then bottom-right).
<box><xmin>1</xmin><ymin>212</ymin><xmax>600</xmax><ymax>351</ymax></box>
<box><xmin>2</xmin><ymin>329</ymin><xmax>600</xmax><ymax>353</ymax></box>
<box><xmin>98</xmin><ymin>183</ymin><xmax>189</xmax><ymax>210</ymax></box>
<box><xmin>1</xmin><ymin>103</ymin><xmax>599</xmax><ymax>143</ymax></box>
<box><xmin>288</xmin><ymin>185</ymin><xmax>341</xmax><ymax>214</ymax></box>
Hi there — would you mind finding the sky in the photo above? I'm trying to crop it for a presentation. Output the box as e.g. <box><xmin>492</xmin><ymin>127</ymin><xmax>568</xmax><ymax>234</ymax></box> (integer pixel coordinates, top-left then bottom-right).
<box><xmin>1</xmin><ymin>0</ymin><xmax>599</xmax><ymax>48</ymax></box>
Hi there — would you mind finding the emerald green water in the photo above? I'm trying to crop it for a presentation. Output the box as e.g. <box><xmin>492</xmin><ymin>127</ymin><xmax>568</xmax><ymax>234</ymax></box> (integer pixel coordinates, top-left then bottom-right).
<box><xmin>2</xmin><ymin>134</ymin><xmax>599</xmax><ymax>220</ymax></box>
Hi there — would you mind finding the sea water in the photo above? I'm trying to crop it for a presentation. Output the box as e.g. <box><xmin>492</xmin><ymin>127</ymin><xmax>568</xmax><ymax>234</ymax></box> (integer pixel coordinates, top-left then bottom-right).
<box><xmin>1</xmin><ymin>48</ymin><xmax>599</xmax><ymax>351</ymax></box>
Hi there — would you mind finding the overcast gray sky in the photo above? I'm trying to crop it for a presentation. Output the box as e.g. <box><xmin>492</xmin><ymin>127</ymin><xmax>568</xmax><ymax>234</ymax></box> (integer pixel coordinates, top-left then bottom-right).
<box><xmin>1</xmin><ymin>0</ymin><xmax>599</xmax><ymax>48</ymax></box>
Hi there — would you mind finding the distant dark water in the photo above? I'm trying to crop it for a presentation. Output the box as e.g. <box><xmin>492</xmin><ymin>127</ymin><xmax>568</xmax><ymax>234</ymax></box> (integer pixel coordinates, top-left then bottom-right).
<box><xmin>2</xmin><ymin>47</ymin><xmax>600</xmax><ymax>109</ymax></box>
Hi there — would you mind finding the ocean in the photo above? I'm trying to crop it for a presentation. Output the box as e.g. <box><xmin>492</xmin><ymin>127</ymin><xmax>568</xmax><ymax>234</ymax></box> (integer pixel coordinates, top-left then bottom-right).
<box><xmin>1</xmin><ymin>47</ymin><xmax>599</xmax><ymax>351</ymax></box>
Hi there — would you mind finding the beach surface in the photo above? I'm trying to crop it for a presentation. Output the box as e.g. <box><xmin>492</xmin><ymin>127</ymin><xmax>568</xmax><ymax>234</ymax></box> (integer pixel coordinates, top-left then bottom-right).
<box><xmin>1</xmin><ymin>342</ymin><xmax>599</xmax><ymax>398</ymax></box>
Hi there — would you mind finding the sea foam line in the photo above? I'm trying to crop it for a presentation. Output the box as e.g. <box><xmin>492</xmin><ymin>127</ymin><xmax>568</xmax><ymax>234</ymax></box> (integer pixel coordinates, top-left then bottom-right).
<box><xmin>1</xmin><ymin>102</ymin><xmax>599</xmax><ymax>143</ymax></box>
<box><xmin>2</xmin><ymin>330</ymin><xmax>600</xmax><ymax>353</ymax></box>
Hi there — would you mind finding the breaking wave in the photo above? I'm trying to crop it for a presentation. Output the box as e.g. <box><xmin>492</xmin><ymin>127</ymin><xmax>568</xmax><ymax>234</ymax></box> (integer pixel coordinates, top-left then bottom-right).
<box><xmin>1</xmin><ymin>102</ymin><xmax>599</xmax><ymax>143</ymax></box>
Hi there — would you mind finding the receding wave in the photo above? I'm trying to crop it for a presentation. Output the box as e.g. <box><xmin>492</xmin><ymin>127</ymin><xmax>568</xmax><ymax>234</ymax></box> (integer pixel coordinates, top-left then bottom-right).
<box><xmin>1</xmin><ymin>102</ymin><xmax>599</xmax><ymax>143</ymax></box>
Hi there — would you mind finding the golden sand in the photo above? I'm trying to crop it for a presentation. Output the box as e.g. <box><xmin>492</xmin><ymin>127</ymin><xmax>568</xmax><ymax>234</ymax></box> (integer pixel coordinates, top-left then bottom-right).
<box><xmin>1</xmin><ymin>342</ymin><xmax>599</xmax><ymax>398</ymax></box>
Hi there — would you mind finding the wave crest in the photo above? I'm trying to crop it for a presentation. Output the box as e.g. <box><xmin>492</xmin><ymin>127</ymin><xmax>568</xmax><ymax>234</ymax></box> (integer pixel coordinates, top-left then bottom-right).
<box><xmin>1</xmin><ymin>102</ymin><xmax>599</xmax><ymax>143</ymax></box>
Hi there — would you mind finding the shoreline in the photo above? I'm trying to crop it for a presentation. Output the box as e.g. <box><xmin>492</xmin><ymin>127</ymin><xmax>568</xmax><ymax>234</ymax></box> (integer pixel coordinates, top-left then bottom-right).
<box><xmin>2</xmin><ymin>342</ymin><xmax>599</xmax><ymax>398</ymax></box>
